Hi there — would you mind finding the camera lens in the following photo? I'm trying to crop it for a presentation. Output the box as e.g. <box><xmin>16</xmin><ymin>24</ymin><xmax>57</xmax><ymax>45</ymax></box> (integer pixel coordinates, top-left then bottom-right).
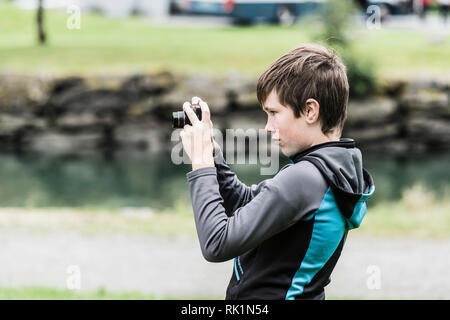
<box><xmin>172</xmin><ymin>106</ymin><xmax>202</xmax><ymax>128</ymax></box>
<box><xmin>172</xmin><ymin>111</ymin><xmax>185</xmax><ymax>128</ymax></box>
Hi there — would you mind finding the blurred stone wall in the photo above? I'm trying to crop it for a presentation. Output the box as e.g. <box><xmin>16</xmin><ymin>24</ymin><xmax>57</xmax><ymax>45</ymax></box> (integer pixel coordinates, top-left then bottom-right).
<box><xmin>0</xmin><ymin>72</ymin><xmax>448</xmax><ymax>156</ymax></box>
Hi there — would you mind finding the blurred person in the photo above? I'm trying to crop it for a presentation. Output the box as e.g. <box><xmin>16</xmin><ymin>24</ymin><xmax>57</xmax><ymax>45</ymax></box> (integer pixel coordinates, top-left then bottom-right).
<box><xmin>437</xmin><ymin>0</ymin><xmax>449</xmax><ymax>24</ymax></box>
<box><xmin>418</xmin><ymin>0</ymin><xmax>433</xmax><ymax>20</ymax></box>
<box><xmin>179</xmin><ymin>44</ymin><xmax>375</xmax><ymax>300</ymax></box>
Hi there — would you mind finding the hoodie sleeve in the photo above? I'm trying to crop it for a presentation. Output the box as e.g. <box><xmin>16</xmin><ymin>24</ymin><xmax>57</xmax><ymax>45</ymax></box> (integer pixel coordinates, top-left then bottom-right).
<box><xmin>213</xmin><ymin>146</ymin><xmax>272</xmax><ymax>216</ymax></box>
<box><xmin>186</xmin><ymin>160</ymin><xmax>328</xmax><ymax>262</ymax></box>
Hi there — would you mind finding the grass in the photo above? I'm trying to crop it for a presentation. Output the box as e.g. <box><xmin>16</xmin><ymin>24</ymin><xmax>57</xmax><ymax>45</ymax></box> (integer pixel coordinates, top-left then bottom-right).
<box><xmin>1</xmin><ymin>286</ymin><xmax>433</xmax><ymax>300</ymax></box>
<box><xmin>0</xmin><ymin>205</ymin><xmax>197</xmax><ymax>237</ymax></box>
<box><xmin>0</xmin><ymin>286</ymin><xmax>394</xmax><ymax>300</ymax></box>
<box><xmin>0</xmin><ymin>183</ymin><xmax>449</xmax><ymax>239</ymax></box>
<box><xmin>0</xmin><ymin>286</ymin><xmax>221</xmax><ymax>300</ymax></box>
<box><xmin>0</xmin><ymin>3</ymin><xmax>449</xmax><ymax>79</ymax></box>
<box><xmin>361</xmin><ymin>200</ymin><xmax>450</xmax><ymax>239</ymax></box>
<box><xmin>359</xmin><ymin>184</ymin><xmax>450</xmax><ymax>239</ymax></box>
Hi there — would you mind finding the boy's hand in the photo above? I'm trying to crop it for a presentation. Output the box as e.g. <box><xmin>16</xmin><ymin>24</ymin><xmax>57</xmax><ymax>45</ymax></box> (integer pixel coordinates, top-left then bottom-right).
<box><xmin>180</xmin><ymin>97</ymin><xmax>215</xmax><ymax>171</ymax></box>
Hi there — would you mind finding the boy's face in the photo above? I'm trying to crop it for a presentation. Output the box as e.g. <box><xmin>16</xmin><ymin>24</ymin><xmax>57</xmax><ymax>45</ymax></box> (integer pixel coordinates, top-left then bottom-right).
<box><xmin>262</xmin><ymin>90</ymin><xmax>315</xmax><ymax>157</ymax></box>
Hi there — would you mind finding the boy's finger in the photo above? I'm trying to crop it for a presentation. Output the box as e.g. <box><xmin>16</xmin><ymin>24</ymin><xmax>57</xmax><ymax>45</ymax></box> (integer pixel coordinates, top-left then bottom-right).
<box><xmin>183</xmin><ymin>102</ymin><xmax>200</xmax><ymax>126</ymax></box>
<box><xmin>191</xmin><ymin>96</ymin><xmax>201</xmax><ymax>106</ymax></box>
<box><xmin>199</xmin><ymin>100</ymin><xmax>211</xmax><ymax>123</ymax></box>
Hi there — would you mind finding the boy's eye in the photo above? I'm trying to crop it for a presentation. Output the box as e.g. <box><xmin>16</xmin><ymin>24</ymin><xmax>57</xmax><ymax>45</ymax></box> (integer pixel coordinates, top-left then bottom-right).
<box><xmin>269</xmin><ymin>111</ymin><xmax>277</xmax><ymax>115</ymax></box>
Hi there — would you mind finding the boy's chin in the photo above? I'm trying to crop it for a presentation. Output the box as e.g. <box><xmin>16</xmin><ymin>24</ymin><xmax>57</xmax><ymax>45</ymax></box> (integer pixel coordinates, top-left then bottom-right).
<box><xmin>282</xmin><ymin>146</ymin><xmax>303</xmax><ymax>158</ymax></box>
<box><xmin>280</xmin><ymin>146</ymin><xmax>292</xmax><ymax>157</ymax></box>
<box><xmin>277</xmin><ymin>143</ymin><xmax>302</xmax><ymax>157</ymax></box>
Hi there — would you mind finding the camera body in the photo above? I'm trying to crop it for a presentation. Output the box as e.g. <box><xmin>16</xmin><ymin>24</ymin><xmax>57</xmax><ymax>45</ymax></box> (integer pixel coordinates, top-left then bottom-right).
<box><xmin>172</xmin><ymin>105</ymin><xmax>202</xmax><ymax>128</ymax></box>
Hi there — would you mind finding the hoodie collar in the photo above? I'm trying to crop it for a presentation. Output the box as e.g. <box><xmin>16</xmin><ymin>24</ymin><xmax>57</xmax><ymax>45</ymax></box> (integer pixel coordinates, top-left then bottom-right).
<box><xmin>288</xmin><ymin>138</ymin><xmax>356</xmax><ymax>164</ymax></box>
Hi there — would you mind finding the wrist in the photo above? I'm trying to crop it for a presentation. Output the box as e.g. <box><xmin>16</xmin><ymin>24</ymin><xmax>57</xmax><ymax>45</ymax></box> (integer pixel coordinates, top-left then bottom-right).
<box><xmin>192</xmin><ymin>161</ymin><xmax>215</xmax><ymax>171</ymax></box>
<box><xmin>192</xmin><ymin>153</ymin><xmax>215</xmax><ymax>170</ymax></box>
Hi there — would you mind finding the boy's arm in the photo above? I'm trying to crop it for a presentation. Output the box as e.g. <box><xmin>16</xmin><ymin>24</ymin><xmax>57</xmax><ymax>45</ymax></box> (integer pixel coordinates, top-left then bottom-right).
<box><xmin>213</xmin><ymin>145</ymin><xmax>271</xmax><ymax>216</ymax></box>
<box><xmin>187</xmin><ymin>160</ymin><xmax>328</xmax><ymax>262</ymax></box>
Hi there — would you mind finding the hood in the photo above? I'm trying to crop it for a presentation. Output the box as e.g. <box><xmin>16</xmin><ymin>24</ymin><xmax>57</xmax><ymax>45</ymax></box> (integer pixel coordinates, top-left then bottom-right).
<box><xmin>289</xmin><ymin>138</ymin><xmax>375</xmax><ymax>230</ymax></box>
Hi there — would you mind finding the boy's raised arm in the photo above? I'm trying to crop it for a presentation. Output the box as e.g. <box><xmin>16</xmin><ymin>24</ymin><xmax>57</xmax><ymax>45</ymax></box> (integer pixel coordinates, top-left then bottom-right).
<box><xmin>187</xmin><ymin>160</ymin><xmax>327</xmax><ymax>262</ymax></box>
<box><xmin>213</xmin><ymin>144</ymin><xmax>271</xmax><ymax>216</ymax></box>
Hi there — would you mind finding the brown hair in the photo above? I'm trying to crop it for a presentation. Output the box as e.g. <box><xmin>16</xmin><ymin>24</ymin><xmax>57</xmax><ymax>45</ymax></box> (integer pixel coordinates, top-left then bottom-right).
<box><xmin>257</xmin><ymin>44</ymin><xmax>349</xmax><ymax>135</ymax></box>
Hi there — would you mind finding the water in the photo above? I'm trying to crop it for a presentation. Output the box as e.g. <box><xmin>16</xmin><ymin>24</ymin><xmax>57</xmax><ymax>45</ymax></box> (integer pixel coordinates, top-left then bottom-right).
<box><xmin>0</xmin><ymin>151</ymin><xmax>448</xmax><ymax>209</ymax></box>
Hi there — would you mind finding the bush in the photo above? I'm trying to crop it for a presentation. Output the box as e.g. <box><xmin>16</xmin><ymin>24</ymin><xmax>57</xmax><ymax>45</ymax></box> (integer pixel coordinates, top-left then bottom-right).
<box><xmin>341</xmin><ymin>49</ymin><xmax>379</xmax><ymax>98</ymax></box>
<box><xmin>314</xmin><ymin>0</ymin><xmax>379</xmax><ymax>97</ymax></box>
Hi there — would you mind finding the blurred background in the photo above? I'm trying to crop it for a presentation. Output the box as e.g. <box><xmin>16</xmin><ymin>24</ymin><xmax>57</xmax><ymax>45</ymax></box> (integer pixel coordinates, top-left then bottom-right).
<box><xmin>0</xmin><ymin>0</ymin><xmax>449</xmax><ymax>299</ymax></box>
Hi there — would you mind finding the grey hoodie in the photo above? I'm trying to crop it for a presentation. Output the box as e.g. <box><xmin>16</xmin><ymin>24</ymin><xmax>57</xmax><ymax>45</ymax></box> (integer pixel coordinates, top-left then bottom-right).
<box><xmin>186</xmin><ymin>138</ymin><xmax>375</xmax><ymax>300</ymax></box>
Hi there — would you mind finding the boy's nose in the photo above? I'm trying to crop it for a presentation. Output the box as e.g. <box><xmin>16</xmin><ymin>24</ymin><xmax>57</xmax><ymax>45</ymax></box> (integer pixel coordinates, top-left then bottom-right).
<box><xmin>265</xmin><ymin>122</ymin><xmax>274</xmax><ymax>133</ymax></box>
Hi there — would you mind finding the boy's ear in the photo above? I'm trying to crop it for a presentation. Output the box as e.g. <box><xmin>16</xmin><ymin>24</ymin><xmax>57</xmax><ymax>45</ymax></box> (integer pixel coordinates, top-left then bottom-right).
<box><xmin>304</xmin><ymin>98</ymin><xmax>320</xmax><ymax>124</ymax></box>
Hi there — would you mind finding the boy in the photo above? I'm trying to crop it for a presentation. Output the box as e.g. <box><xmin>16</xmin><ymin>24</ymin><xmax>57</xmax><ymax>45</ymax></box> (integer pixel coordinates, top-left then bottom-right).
<box><xmin>179</xmin><ymin>44</ymin><xmax>375</xmax><ymax>300</ymax></box>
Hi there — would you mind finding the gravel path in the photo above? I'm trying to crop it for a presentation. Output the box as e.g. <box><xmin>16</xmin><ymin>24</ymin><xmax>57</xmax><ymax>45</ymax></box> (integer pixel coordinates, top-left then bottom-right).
<box><xmin>1</xmin><ymin>232</ymin><xmax>449</xmax><ymax>299</ymax></box>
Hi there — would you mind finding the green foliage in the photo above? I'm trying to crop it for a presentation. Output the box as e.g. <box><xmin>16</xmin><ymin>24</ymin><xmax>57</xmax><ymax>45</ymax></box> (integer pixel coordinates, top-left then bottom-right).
<box><xmin>315</xmin><ymin>0</ymin><xmax>379</xmax><ymax>97</ymax></box>
<box><xmin>341</xmin><ymin>49</ymin><xmax>379</xmax><ymax>98</ymax></box>
<box><xmin>315</xmin><ymin>0</ymin><xmax>358</xmax><ymax>47</ymax></box>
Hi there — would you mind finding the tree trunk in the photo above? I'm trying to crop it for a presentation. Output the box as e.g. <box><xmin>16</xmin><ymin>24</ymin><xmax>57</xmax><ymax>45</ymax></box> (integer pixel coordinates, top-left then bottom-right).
<box><xmin>37</xmin><ymin>0</ymin><xmax>46</xmax><ymax>45</ymax></box>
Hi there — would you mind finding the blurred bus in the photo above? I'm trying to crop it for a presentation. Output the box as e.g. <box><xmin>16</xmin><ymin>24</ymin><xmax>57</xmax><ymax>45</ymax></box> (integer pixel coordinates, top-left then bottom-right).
<box><xmin>171</xmin><ymin>0</ymin><xmax>417</xmax><ymax>25</ymax></box>
<box><xmin>172</xmin><ymin>0</ymin><xmax>324</xmax><ymax>25</ymax></box>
